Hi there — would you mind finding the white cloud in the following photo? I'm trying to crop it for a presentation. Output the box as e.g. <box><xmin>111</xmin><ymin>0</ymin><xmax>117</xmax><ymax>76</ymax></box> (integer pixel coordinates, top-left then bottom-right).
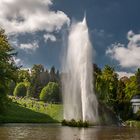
<box><xmin>13</xmin><ymin>57</ymin><xmax>23</xmax><ymax>66</ymax></box>
<box><xmin>0</xmin><ymin>0</ymin><xmax>70</xmax><ymax>34</ymax></box>
<box><xmin>106</xmin><ymin>31</ymin><xmax>140</xmax><ymax>69</ymax></box>
<box><xmin>44</xmin><ymin>34</ymin><xmax>56</xmax><ymax>42</ymax></box>
<box><xmin>19</xmin><ymin>42</ymin><xmax>39</xmax><ymax>52</ymax></box>
<box><xmin>127</xmin><ymin>30</ymin><xmax>135</xmax><ymax>40</ymax></box>
<box><xmin>117</xmin><ymin>71</ymin><xmax>134</xmax><ymax>79</ymax></box>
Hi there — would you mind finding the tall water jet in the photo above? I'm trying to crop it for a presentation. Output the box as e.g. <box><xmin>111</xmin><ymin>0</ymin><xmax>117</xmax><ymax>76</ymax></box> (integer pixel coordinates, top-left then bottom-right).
<box><xmin>62</xmin><ymin>17</ymin><xmax>98</xmax><ymax>123</ymax></box>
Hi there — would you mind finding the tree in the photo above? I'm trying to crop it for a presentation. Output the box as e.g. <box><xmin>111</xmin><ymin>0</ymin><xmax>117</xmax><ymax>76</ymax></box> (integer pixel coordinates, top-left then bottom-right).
<box><xmin>49</xmin><ymin>66</ymin><xmax>57</xmax><ymax>82</ymax></box>
<box><xmin>31</xmin><ymin>64</ymin><xmax>44</xmax><ymax>77</ymax></box>
<box><xmin>125</xmin><ymin>76</ymin><xmax>137</xmax><ymax>101</ymax></box>
<box><xmin>135</xmin><ymin>68</ymin><xmax>140</xmax><ymax>94</ymax></box>
<box><xmin>40</xmin><ymin>82</ymin><xmax>60</xmax><ymax>102</ymax></box>
<box><xmin>93</xmin><ymin>64</ymin><xmax>101</xmax><ymax>94</ymax></box>
<box><xmin>116</xmin><ymin>79</ymin><xmax>129</xmax><ymax>120</ymax></box>
<box><xmin>13</xmin><ymin>83</ymin><xmax>27</xmax><ymax>97</ymax></box>
<box><xmin>95</xmin><ymin>65</ymin><xmax>118</xmax><ymax>110</ymax></box>
<box><xmin>0</xmin><ymin>28</ymin><xmax>17</xmax><ymax>112</ymax></box>
<box><xmin>30</xmin><ymin>64</ymin><xmax>44</xmax><ymax>98</ymax></box>
<box><xmin>17</xmin><ymin>69</ymin><xmax>30</xmax><ymax>83</ymax></box>
<box><xmin>0</xmin><ymin>29</ymin><xmax>17</xmax><ymax>83</ymax></box>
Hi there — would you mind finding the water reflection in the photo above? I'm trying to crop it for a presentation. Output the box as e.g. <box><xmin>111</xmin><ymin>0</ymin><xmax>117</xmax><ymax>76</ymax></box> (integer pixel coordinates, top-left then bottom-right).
<box><xmin>0</xmin><ymin>124</ymin><xmax>140</xmax><ymax>140</ymax></box>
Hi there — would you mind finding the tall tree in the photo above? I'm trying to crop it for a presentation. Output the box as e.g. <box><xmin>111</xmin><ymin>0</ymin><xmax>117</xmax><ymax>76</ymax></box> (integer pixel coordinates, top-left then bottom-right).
<box><xmin>0</xmin><ymin>28</ymin><xmax>17</xmax><ymax>112</ymax></box>
<box><xmin>125</xmin><ymin>76</ymin><xmax>137</xmax><ymax>100</ymax></box>
<box><xmin>49</xmin><ymin>66</ymin><xmax>57</xmax><ymax>82</ymax></box>
<box><xmin>135</xmin><ymin>68</ymin><xmax>140</xmax><ymax>94</ymax></box>
<box><xmin>17</xmin><ymin>69</ymin><xmax>30</xmax><ymax>82</ymax></box>
<box><xmin>96</xmin><ymin>65</ymin><xmax>118</xmax><ymax>110</ymax></box>
<box><xmin>30</xmin><ymin>64</ymin><xmax>45</xmax><ymax>98</ymax></box>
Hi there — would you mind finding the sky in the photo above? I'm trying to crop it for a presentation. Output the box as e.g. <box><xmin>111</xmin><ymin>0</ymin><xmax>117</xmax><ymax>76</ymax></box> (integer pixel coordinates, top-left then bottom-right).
<box><xmin>0</xmin><ymin>0</ymin><xmax>140</xmax><ymax>78</ymax></box>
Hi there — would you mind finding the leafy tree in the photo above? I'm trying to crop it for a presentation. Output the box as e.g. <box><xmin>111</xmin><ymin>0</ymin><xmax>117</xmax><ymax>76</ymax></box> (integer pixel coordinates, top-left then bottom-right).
<box><xmin>40</xmin><ymin>82</ymin><xmax>60</xmax><ymax>102</ymax></box>
<box><xmin>31</xmin><ymin>64</ymin><xmax>44</xmax><ymax>77</ymax></box>
<box><xmin>135</xmin><ymin>68</ymin><xmax>140</xmax><ymax>94</ymax></box>
<box><xmin>13</xmin><ymin>83</ymin><xmax>27</xmax><ymax>97</ymax></box>
<box><xmin>96</xmin><ymin>65</ymin><xmax>118</xmax><ymax>110</ymax></box>
<box><xmin>93</xmin><ymin>64</ymin><xmax>101</xmax><ymax>94</ymax></box>
<box><xmin>0</xmin><ymin>28</ymin><xmax>17</xmax><ymax>112</ymax></box>
<box><xmin>116</xmin><ymin>79</ymin><xmax>129</xmax><ymax>120</ymax></box>
<box><xmin>30</xmin><ymin>64</ymin><xmax>45</xmax><ymax>98</ymax></box>
<box><xmin>0</xmin><ymin>29</ymin><xmax>17</xmax><ymax>83</ymax></box>
<box><xmin>17</xmin><ymin>69</ymin><xmax>30</xmax><ymax>82</ymax></box>
<box><xmin>29</xmin><ymin>65</ymin><xmax>60</xmax><ymax>98</ymax></box>
<box><xmin>125</xmin><ymin>76</ymin><xmax>137</xmax><ymax>100</ymax></box>
<box><xmin>49</xmin><ymin>66</ymin><xmax>57</xmax><ymax>82</ymax></box>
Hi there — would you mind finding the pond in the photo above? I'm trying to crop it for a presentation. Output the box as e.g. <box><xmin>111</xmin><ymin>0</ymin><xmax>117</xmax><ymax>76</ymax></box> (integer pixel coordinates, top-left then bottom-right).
<box><xmin>0</xmin><ymin>124</ymin><xmax>139</xmax><ymax>140</ymax></box>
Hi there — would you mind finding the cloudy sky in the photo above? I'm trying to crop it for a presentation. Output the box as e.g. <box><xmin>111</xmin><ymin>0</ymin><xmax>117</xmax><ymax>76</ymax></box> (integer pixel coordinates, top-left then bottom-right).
<box><xmin>0</xmin><ymin>0</ymin><xmax>140</xmax><ymax>77</ymax></box>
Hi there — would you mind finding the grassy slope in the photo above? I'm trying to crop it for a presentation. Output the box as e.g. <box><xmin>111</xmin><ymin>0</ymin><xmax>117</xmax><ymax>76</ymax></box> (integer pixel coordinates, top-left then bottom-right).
<box><xmin>0</xmin><ymin>97</ymin><xmax>63</xmax><ymax>123</ymax></box>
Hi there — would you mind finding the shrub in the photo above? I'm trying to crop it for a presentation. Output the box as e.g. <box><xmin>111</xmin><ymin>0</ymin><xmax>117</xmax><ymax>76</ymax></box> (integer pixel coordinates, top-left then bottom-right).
<box><xmin>13</xmin><ymin>82</ymin><xmax>27</xmax><ymax>97</ymax></box>
<box><xmin>39</xmin><ymin>82</ymin><xmax>60</xmax><ymax>102</ymax></box>
<box><xmin>61</xmin><ymin>119</ymin><xmax>89</xmax><ymax>127</ymax></box>
<box><xmin>61</xmin><ymin>119</ymin><xmax>68</xmax><ymax>126</ymax></box>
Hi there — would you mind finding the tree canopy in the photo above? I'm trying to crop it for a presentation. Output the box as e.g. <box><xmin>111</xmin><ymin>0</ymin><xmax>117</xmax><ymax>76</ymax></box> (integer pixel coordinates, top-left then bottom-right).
<box><xmin>0</xmin><ymin>29</ymin><xmax>18</xmax><ymax>112</ymax></box>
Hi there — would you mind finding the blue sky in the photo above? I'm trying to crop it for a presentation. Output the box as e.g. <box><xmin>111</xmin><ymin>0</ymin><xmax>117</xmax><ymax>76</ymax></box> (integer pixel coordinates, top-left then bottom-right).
<box><xmin>0</xmin><ymin>0</ymin><xmax>140</xmax><ymax>77</ymax></box>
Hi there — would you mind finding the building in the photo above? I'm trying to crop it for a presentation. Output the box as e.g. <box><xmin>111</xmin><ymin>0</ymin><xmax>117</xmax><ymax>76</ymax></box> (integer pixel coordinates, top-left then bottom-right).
<box><xmin>131</xmin><ymin>94</ymin><xmax>140</xmax><ymax>114</ymax></box>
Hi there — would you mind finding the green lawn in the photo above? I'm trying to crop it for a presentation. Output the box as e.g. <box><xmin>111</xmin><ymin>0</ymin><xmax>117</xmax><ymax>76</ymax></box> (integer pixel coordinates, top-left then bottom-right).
<box><xmin>0</xmin><ymin>97</ymin><xmax>63</xmax><ymax>123</ymax></box>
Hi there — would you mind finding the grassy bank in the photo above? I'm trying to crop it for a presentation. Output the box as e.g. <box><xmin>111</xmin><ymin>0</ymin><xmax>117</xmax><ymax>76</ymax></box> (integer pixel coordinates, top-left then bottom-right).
<box><xmin>125</xmin><ymin>120</ymin><xmax>140</xmax><ymax>128</ymax></box>
<box><xmin>0</xmin><ymin>97</ymin><xmax>63</xmax><ymax>123</ymax></box>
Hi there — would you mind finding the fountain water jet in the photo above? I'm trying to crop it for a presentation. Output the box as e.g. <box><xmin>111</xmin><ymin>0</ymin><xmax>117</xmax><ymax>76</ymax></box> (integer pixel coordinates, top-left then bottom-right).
<box><xmin>62</xmin><ymin>17</ymin><xmax>98</xmax><ymax>123</ymax></box>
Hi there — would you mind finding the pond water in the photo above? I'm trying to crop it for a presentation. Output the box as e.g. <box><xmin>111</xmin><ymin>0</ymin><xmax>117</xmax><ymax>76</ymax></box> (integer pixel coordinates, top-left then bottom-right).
<box><xmin>0</xmin><ymin>124</ymin><xmax>139</xmax><ymax>140</ymax></box>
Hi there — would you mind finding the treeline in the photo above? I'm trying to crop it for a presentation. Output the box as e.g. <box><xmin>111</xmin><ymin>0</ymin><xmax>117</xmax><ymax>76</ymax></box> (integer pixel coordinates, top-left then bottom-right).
<box><xmin>0</xmin><ymin>29</ymin><xmax>61</xmax><ymax>114</ymax></box>
<box><xmin>94</xmin><ymin>64</ymin><xmax>140</xmax><ymax>120</ymax></box>
<box><xmin>9</xmin><ymin>64</ymin><xmax>61</xmax><ymax>103</ymax></box>
<box><xmin>1</xmin><ymin>28</ymin><xmax>140</xmax><ymax>121</ymax></box>
<box><xmin>0</xmin><ymin>29</ymin><xmax>17</xmax><ymax>113</ymax></box>
<box><xmin>9</xmin><ymin>63</ymin><xmax>140</xmax><ymax>120</ymax></box>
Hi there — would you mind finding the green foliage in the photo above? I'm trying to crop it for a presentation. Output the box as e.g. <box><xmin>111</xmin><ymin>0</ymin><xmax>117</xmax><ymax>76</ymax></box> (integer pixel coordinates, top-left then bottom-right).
<box><xmin>134</xmin><ymin>110</ymin><xmax>140</xmax><ymax>120</ymax></box>
<box><xmin>0</xmin><ymin>28</ymin><xmax>18</xmax><ymax>112</ymax></box>
<box><xmin>125</xmin><ymin>120</ymin><xmax>140</xmax><ymax>128</ymax></box>
<box><xmin>96</xmin><ymin>65</ymin><xmax>118</xmax><ymax>109</ymax></box>
<box><xmin>30</xmin><ymin>64</ymin><xmax>46</xmax><ymax>98</ymax></box>
<box><xmin>61</xmin><ymin>119</ymin><xmax>89</xmax><ymax>127</ymax></box>
<box><xmin>135</xmin><ymin>68</ymin><xmax>140</xmax><ymax>94</ymax></box>
<box><xmin>0</xmin><ymin>84</ymin><xmax>8</xmax><ymax>112</ymax></box>
<box><xmin>13</xmin><ymin>83</ymin><xmax>27</xmax><ymax>97</ymax></box>
<box><xmin>17</xmin><ymin>70</ymin><xmax>30</xmax><ymax>83</ymax></box>
<box><xmin>0</xmin><ymin>29</ymin><xmax>17</xmax><ymax>83</ymax></box>
<box><xmin>40</xmin><ymin>82</ymin><xmax>60</xmax><ymax>102</ymax></box>
<box><xmin>17</xmin><ymin>64</ymin><xmax>61</xmax><ymax>99</ymax></box>
<box><xmin>8</xmin><ymin>80</ymin><xmax>16</xmax><ymax>95</ymax></box>
<box><xmin>125</xmin><ymin>76</ymin><xmax>137</xmax><ymax>100</ymax></box>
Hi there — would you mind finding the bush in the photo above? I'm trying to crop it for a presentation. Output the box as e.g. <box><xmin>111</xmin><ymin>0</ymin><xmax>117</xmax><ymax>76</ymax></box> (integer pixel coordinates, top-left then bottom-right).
<box><xmin>61</xmin><ymin>119</ymin><xmax>89</xmax><ymax>127</ymax></box>
<box><xmin>13</xmin><ymin>83</ymin><xmax>27</xmax><ymax>97</ymax></box>
<box><xmin>39</xmin><ymin>82</ymin><xmax>60</xmax><ymax>102</ymax></box>
<box><xmin>61</xmin><ymin>119</ymin><xmax>68</xmax><ymax>126</ymax></box>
